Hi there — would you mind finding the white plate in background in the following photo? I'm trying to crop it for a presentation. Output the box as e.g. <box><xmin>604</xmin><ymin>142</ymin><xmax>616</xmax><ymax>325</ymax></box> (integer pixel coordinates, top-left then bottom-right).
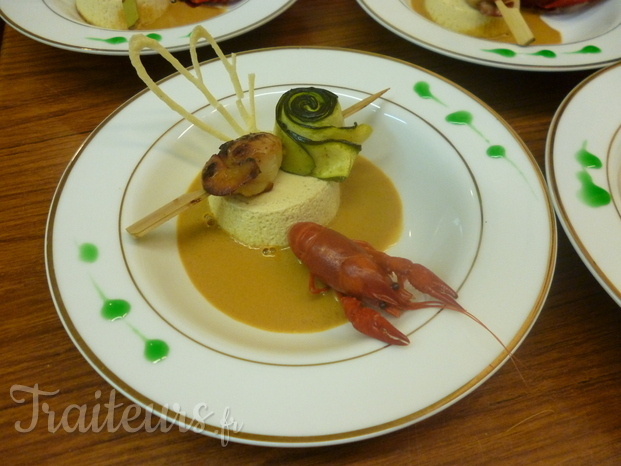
<box><xmin>357</xmin><ymin>0</ymin><xmax>621</xmax><ymax>71</ymax></box>
<box><xmin>0</xmin><ymin>0</ymin><xmax>296</xmax><ymax>55</ymax></box>
<box><xmin>546</xmin><ymin>61</ymin><xmax>621</xmax><ymax>305</ymax></box>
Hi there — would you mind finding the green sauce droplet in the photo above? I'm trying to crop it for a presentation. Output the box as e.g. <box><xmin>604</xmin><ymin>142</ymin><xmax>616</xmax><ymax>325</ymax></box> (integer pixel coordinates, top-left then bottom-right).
<box><xmin>414</xmin><ymin>81</ymin><xmax>433</xmax><ymax>98</ymax></box>
<box><xmin>573</xmin><ymin>45</ymin><xmax>601</xmax><ymax>54</ymax></box>
<box><xmin>79</xmin><ymin>243</ymin><xmax>99</xmax><ymax>263</ymax></box>
<box><xmin>446</xmin><ymin>111</ymin><xmax>487</xmax><ymax>142</ymax></box>
<box><xmin>87</xmin><ymin>33</ymin><xmax>160</xmax><ymax>45</ymax></box>
<box><xmin>101</xmin><ymin>299</ymin><xmax>131</xmax><ymax>321</ymax></box>
<box><xmin>576</xmin><ymin>172</ymin><xmax>611</xmax><ymax>207</ymax></box>
<box><xmin>88</xmin><ymin>36</ymin><xmax>129</xmax><ymax>44</ymax></box>
<box><xmin>446</xmin><ymin>111</ymin><xmax>472</xmax><ymax>126</ymax></box>
<box><xmin>145</xmin><ymin>339</ymin><xmax>169</xmax><ymax>362</ymax></box>
<box><xmin>531</xmin><ymin>50</ymin><xmax>556</xmax><ymax>58</ymax></box>
<box><xmin>483</xmin><ymin>48</ymin><xmax>516</xmax><ymax>58</ymax></box>
<box><xmin>487</xmin><ymin>145</ymin><xmax>506</xmax><ymax>158</ymax></box>
<box><xmin>576</xmin><ymin>143</ymin><xmax>602</xmax><ymax>168</ymax></box>
<box><xmin>413</xmin><ymin>81</ymin><xmax>444</xmax><ymax>105</ymax></box>
<box><xmin>574</xmin><ymin>142</ymin><xmax>610</xmax><ymax>207</ymax></box>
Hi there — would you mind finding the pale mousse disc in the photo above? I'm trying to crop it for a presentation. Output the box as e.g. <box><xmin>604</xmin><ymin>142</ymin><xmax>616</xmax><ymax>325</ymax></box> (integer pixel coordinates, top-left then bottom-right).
<box><xmin>76</xmin><ymin>0</ymin><xmax>170</xmax><ymax>30</ymax></box>
<box><xmin>208</xmin><ymin>171</ymin><xmax>340</xmax><ymax>248</ymax></box>
<box><xmin>425</xmin><ymin>0</ymin><xmax>505</xmax><ymax>36</ymax></box>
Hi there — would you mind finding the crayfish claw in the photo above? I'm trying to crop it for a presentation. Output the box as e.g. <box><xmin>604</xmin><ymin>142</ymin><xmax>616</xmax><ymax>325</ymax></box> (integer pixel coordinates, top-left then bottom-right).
<box><xmin>403</xmin><ymin>263</ymin><xmax>465</xmax><ymax>311</ymax></box>
<box><xmin>338</xmin><ymin>295</ymin><xmax>409</xmax><ymax>346</ymax></box>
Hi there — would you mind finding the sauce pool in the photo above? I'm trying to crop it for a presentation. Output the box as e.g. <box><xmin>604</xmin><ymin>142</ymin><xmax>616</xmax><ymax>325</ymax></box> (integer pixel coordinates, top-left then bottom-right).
<box><xmin>177</xmin><ymin>156</ymin><xmax>403</xmax><ymax>334</ymax></box>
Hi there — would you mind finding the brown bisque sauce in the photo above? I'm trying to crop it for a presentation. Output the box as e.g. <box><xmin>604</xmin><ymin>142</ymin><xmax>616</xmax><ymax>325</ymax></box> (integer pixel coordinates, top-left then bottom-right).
<box><xmin>138</xmin><ymin>2</ymin><xmax>226</xmax><ymax>30</ymax></box>
<box><xmin>177</xmin><ymin>156</ymin><xmax>403</xmax><ymax>334</ymax></box>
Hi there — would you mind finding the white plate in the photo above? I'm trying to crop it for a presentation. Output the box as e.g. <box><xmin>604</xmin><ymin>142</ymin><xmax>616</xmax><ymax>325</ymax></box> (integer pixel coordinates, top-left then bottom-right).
<box><xmin>357</xmin><ymin>0</ymin><xmax>621</xmax><ymax>71</ymax></box>
<box><xmin>0</xmin><ymin>0</ymin><xmax>296</xmax><ymax>55</ymax></box>
<box><xmin>46</xmin><ymin>47</ymin><xmax>556</xmax><ymax>446</ymax></box>
<box><xmin>546</xmin><ymin>61</ymin><xmax>621</xmax><ymax>306</ymax></box>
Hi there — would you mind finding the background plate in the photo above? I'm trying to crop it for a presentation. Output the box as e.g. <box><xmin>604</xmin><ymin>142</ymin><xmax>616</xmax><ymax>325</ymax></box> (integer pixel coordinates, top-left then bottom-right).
<box><xmin>0</xmin><ymin>0</ymin><xmax>296</xmax><ymax>55</ymax></box>
<box><xmin>357</xmin><ymin>0</ymin><xmax>621</xmax><ymax>71</ymax></box>
<box><xmin>546</xmin><ymin>61</ymin><xmax>621</xmax><ymax>306</ymax></box>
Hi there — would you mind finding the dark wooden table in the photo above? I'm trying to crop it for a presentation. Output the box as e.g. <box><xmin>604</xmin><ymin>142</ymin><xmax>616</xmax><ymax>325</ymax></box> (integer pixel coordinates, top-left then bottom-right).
<box><xmin>2</xmin><ymin>0</ymin><xmax>620</xmax><ymax>463</ymax></box>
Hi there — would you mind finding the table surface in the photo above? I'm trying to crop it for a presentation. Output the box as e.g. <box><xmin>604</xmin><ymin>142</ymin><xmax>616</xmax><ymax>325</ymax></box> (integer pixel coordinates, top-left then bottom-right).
<box><xmin>2</xmin><ymin>0</ymin><xmax>620</xmax><ymax>463</ymax></box>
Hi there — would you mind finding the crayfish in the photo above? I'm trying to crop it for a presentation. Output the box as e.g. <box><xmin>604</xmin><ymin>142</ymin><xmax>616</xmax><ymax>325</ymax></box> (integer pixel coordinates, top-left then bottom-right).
<box><xmin>288</xmin><ymin>222</ymin><xmax>502</xmax><ymax>346</ymax></box>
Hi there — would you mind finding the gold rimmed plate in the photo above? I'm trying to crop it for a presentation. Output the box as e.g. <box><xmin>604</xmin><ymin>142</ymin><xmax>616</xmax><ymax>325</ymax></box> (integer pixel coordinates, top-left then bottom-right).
<box><xmin>357</xmin><ymin>0</ymin><xmax>621</xmax><ymax>71</ymax></box>
<box><xmin>0</xmin><ymin>0</ymin><xmax>296</xmax><ymax>55</ymax></box>
<box><xmin>546</xmin><ymin>61</ymin><xmax>621</xmax><ymax>306</ymax></box>
<box><xmin>46</xmin><ymin>47</ymin><xmax>556</xmax><ymax>446</ymax></box>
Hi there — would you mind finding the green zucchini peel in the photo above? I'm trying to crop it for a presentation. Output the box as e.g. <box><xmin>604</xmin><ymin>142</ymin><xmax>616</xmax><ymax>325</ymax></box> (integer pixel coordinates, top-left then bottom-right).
<box><xmin>274</xmin><ymin>87</ymin><xmax>372</xmax><ymax>181</ymax></box>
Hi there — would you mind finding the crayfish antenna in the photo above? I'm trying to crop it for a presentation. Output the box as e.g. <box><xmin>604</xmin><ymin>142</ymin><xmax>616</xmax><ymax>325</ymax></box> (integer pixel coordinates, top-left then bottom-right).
<box><xmin>440</xmin><ymin>301</ymin><xmax>527</xmax><ymax>385</ymax></box>
<box><xmin>447</xmin><ymin>303</ymin><xmax>510</xmax><ymax>354</ymax></box>
<box><xmin>400</xmin><ymin>263</ymin><xmax>525</xmax><ymax>379</ymax></box>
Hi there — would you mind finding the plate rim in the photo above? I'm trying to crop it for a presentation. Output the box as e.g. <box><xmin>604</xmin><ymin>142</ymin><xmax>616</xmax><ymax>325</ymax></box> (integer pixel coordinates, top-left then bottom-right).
<box><xmin>45</xmin><ymin>45</ymin><xmax>557</xmax><ymax>446</ymax></box>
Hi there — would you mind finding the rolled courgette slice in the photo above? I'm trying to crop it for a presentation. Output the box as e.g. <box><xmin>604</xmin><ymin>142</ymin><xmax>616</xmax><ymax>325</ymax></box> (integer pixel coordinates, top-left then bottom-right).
<box><xmin>274</xmin><ymin>87</ymin><xmax>372</xmax><ymax>181</ymax></box>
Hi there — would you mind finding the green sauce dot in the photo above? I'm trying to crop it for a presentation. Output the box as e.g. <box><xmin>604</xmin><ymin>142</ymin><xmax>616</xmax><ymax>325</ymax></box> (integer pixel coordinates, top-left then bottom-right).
<box><xmin>575</xmin><ymin>45</ymin><xmax>601</xmax><ymax>54</ymax></box>
<box><xmin>414</xmin><ymin>81</ymin><xmax>433</xmax><ymax>99</ymax></box>
<box><xmin>101</xmin><ymin>299</ymin><xmax>131</xmax><ymax>321</ymax></box>
<box><xmin>531</xmin><ymin>50</ymin><xmax>556</xmax><ymax>58</ymax></box>
<box><xmin>79</xmin><ymin>243</ymin><xmax>99</xmax><ymax>263</ymax></box>
<box><xmin>413</xmin><ymin>81</ymin><xmax>445</xmax><ymax>105</ymax></box>
<box><xmin>486</xmin><ymin>145</ymin><xmax>506</xmax><ymax>158</ymax></box>
<box><xmin>145</xmin><ymin>339</ymin><xmax>169</xmax><ymax>363</ymax></box>
<box><xmin>576</xmin><ymin>147</ymin><xmax>602</xmax><ymax>169</ymax></box>
<box><xmin>88</xmin><ymin>36</ymin><xmax>129</xmax><ymax>44</ymax></box>
<box><xmin>446</xmin><ymin>111</ymin><xmax>473</xmax><ymax>125</ymax></box>
<box><xmin>577</xmin><ymin>172</ymin><xmax>611</xmax><ymax>207</ymax></box>
<box><xmin>483</xmin><ymin>48</ymin><xmax>516</xmax><ymax>58</ymax></box>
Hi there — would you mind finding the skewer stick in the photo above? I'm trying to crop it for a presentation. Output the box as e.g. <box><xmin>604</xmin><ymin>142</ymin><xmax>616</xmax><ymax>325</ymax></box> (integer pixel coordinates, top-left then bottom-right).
<box><xmin>126</xmin><ymin>89</ymin><xmax>389</xmax><ymax>238</ymax></box>
<box><xmin>126</xmin><ymin>189</ymin><xmax>208</xmax><ymax>238</ymax></box>
<box><xmin>342</xmin><ymin>88</ymin><xmax>389</xmax><ymax>118</ymax></box>
<box><xmin>495</xmin><ymin>0</ymin><xmax>534</xmax><ymax>46</ymax></box>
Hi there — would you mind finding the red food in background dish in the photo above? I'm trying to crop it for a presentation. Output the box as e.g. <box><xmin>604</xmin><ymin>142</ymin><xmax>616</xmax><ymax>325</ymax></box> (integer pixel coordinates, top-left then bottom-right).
<box><xmin>522</xmin><ymin>0</ymin><xmax>596</xmax><ymax>8</ymax></box>
<box><xmin>184</xmin><ymin>0</ymin><xmax>230</xmax><ymax>4</ymax></box>
<box><xmin>474</xmin><ymin>0</ymin><xmax>596</xmax><ymax>16</ymax></box>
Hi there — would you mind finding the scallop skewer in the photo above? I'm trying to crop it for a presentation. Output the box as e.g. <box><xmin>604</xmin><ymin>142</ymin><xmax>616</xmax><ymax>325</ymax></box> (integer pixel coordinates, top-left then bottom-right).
<box><xmin>125</xmin><ymin>89</ymin><xmax>389</xmax><ymax>238</ymax></box>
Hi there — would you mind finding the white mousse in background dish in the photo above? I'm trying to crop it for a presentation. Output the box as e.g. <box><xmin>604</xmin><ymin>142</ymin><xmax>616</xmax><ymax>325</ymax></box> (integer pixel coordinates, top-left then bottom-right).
<box><xmin>76</xmin><ymin>0</ymin><xmax>170</xmax><ymax>30</ymax></box>
<box><xmin>208</xmin><ymin>171</ymin><xmax>341</xmax><ymax>248</ymax></box>
<box><xmin>424</xmin><ymin>0</ymin><xmax>507</xmax><ymax>37</ymax></box>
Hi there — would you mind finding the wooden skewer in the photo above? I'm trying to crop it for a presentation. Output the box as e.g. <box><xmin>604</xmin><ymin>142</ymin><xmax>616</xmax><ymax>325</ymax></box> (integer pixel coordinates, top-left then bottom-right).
<box><xmin>126</xmin><ymin>89</ymin><xmax>389</xmax><ymax>238</ymax></box>
<box><xmin>495</xmin><ymin>0</ymin><xmax>534</xmax><ymax>46</ymax></box>
<box><xmin>342</xmin><ymin>88</ymin><xmax>389</xmax><ymax>118</ymax></box>
<box><xmin>126</xmin><ymin>189</ymin><xmax>209</xmax><ymax>238</ymax></box>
